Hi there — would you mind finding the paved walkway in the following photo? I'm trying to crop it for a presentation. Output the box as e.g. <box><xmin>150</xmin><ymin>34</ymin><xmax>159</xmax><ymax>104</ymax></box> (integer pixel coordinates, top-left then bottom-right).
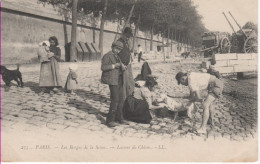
<box><xmin>1</xmin><ymin>59</ymin><xmax>258</xmax><ymax>142</ymax></box>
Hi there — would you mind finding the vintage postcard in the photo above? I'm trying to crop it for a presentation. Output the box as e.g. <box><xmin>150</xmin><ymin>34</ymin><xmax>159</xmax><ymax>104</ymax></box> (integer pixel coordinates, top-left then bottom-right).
<box><xmin>0</xmin><ymin>0</ymin><xmax>258</xmax><ymax>162</ymax></box>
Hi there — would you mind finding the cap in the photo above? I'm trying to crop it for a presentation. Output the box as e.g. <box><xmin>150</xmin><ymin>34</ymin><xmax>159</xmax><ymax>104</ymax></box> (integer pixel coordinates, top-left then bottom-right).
<box><xmin>112</xmin><ymin>41</ymin><xmax>124</xmax><ymax>49</ymax></box>
<box><xmin>175</xmin><ymin>72</ymin><xmax>186</xmax><ymax>85</ymax></box>
<box><xmin>123</xmin><ymin>27</ymin><xmax>133</xmax><ymax>37</ymax></box>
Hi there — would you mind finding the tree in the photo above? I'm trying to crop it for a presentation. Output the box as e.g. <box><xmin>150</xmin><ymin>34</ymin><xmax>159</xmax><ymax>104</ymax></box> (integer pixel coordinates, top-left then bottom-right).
<box><xmin>99</xmin><ymin>0</ymin><xmax>108</xmax><ymax>57</ymax></box>
<box><xmin>70</xmin><ymin>0</ymin><xmax>78</xmax><ymax>61</ymax></box>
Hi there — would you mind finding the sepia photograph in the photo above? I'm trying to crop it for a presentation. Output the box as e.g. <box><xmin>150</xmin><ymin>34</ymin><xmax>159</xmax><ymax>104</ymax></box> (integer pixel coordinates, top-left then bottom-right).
<box><xmin>0</xmin><ymin>0</ymin><xmax>258</xmax><ymax>162</ymax></box>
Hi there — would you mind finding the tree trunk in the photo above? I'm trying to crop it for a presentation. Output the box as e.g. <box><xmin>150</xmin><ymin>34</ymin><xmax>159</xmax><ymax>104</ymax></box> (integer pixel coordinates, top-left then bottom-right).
<box><xmin>99</xmin><ymin>0</ymin><xmax>108</xmax><ymax>57</ymax></box>
<box><xmin>70</xmin><ymin>0</ymin><xmax>78</xmax><ymax>62</ymax></box>
<box><xmin>150</xmin><ymin>25</ymin><xmax>154</xmax><ymax>51</ymax></box>
<box><xmin>132</xmin><ymin>14</ymin><xmax>140</xmax><ymax>52</ymax></box>
<box><xmin>171</xmin><ymin>32</ymin><xmax>173</xmax><ymax>52</ymax></box>
<box><xmin>167</xmin><ymin>26</ymin><xmax>170</xmax><ymax>47</ymax></box>
<box><xmin>93</xmin><ymin>29</ymin><xmax>95</xmax><ymax>43</ymax></box>
<box><xmin>162</xmin><ymin>33</ymin><xmax>165</xmax><ymax>61</ymax></box>
<box><xmin>167</xmin><ymin>26</ymin><xmax>170</xmax><ymax>56</ymax></box>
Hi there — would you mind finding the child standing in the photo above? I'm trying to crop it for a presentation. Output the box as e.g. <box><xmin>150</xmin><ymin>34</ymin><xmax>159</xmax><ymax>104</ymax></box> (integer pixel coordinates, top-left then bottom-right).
<box><xmin>65</xmin><ymin>64</ymin><xmax>78</xmax><ymax>95</ymax></box>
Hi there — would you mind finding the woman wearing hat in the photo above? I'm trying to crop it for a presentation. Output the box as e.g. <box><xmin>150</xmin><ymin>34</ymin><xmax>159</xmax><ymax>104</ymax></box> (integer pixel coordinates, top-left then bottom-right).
<box><xmin>175</xmin><ymin>71</ymin><xmax>223</xmax><ymax>134</ymax></box>
<box><xmin>101</xmin><ymin>41</ymin><xmax>129</xmax><ymax>127</ymax></box>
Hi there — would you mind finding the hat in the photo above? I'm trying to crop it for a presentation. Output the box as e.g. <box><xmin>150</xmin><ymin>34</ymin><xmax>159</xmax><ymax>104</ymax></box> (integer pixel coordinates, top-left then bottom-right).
<box><xmin>112</xmin><ymin>41</ymin><xmax>124</xmax><ymax>49</ymax></box>
<box><xmin>123</xmin><ymin>27</ymin><xmax>133</xmax><ymax>37</ymax></box>
<box><xmin>175</xmin><ymin>72</ymin><xmax>186</xmax><ymax>85</ymax></box>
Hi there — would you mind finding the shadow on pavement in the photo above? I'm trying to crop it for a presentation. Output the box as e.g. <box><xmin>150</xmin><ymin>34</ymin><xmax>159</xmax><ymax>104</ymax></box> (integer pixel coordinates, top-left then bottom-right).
<box><xmin>67</xmin><ymin>98</ymin><xmax>107</xmax><ymax>124</ymax></box>
<box><xmin>76</xmin><ymin>89</ymin><xmax>110</xmax><ymax>106</ymax></box>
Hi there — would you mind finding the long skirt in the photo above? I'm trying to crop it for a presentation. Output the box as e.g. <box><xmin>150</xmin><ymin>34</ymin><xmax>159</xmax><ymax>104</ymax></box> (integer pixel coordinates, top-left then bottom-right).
<box><xmin>123</xmin><ymin>95</ymin><xmax>152</xmax><ymax>124</ymax></box>
<box><xmin>39</xmin><ymin>58</ymin><xmax>62</xmax><ymax>87</ymax></box>
<box><xmin>123</xmin><ymin>64</ymin><xmax>135</xmax><ymax>97</ymax></box>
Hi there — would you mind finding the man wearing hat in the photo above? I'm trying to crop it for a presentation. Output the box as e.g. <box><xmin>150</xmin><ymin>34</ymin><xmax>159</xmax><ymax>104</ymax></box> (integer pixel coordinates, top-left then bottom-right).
<box><xmin>116</xmin><ymin>27</ymin><xmax>135</xmax><ymax>100</ymax></box>
<box><xmin>101</xmin><ymin>41</ymin><xmax>129</xmax><ymax>127</ymax></box>
<box><xmin>175</xmin><ymin>71</ymin><xmax>223</xmax><ymax>134</ymax></box>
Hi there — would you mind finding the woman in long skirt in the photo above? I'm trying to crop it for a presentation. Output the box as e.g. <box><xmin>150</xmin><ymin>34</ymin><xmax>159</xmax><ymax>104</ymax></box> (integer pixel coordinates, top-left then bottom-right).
<box><xmin>39</xmin><ymin>36</ymin><xmax>62</xmax><ymax>93</ymax></box>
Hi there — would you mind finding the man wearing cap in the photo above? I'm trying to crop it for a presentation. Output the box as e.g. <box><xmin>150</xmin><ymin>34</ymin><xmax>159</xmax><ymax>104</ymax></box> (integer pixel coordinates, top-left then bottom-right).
<box><xmin>116</xmin><ymin>27</ymin><xmax>135</xmax><ymax>98</ymax></box>
<box><xmin>101</xmin><ymin>41</ymin><xmax>129</xmax><ymax>127</ymax></box>
<box><xmin>175</xmin><ymin>71</ymin><xmax>223</xmax><ymax>134</ymax></box>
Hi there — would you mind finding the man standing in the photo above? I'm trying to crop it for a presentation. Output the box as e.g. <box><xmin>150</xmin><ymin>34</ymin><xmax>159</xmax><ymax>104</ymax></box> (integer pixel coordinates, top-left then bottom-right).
<box><xmin>137</xmin><ymin>44</ymin><xmax>143</xmax><ymax>62</ymax></box>
<box><xmin>116</xmin><ymin>27</ymin><xmax>135</xmax><ymax>98</ymax></box>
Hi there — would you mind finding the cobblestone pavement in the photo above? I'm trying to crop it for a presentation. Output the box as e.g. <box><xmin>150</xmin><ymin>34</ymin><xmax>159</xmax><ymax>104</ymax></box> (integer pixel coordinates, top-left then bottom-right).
<box><xmin>1</xmin><ymin>60</ymin><xmax>258</xmax><ymax>141</ymax></box>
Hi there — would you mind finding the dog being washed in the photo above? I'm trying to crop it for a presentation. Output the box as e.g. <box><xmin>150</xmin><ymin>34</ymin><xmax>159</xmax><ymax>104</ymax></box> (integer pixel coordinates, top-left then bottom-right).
<box><xmin>0</xmin><ymin>65</ymin><xmax>24</xmax><ymax>87</ymax></box>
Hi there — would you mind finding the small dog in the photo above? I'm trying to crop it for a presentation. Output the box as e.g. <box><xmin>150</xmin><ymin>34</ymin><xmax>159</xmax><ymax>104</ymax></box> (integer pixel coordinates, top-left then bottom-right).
<box><xmin>0</xmin><ymin>65</ymin><xmax>24</xmax><ymax>87</ymax></box>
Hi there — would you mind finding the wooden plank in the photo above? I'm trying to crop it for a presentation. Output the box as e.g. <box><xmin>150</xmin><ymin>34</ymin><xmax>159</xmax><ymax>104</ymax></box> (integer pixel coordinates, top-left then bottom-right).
<box><xmin>76</xmin><ymin>43</ymin><xmax>83</xmax><ymax>62</ymax></box>
<box><xmin>91</xmin><ymin>43</ymin><xmax>101</xmax><ymax>60</ymax></box>
<box><xmin>85</xmin><ymin>42</ymin><xmax>97</xmax><ymax>61</ymax></box>
<box><xmin>78</xmin><ymin>42</ymin><xmax>90</xmax><ymax>62</ymax></box>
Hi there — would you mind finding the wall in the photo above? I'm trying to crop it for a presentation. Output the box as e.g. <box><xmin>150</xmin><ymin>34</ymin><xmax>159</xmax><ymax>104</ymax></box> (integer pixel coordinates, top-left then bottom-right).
<box><xmin>1</xmin><ymin>0</ymin><xmax>179</xmax><ymax>64</ymax></box>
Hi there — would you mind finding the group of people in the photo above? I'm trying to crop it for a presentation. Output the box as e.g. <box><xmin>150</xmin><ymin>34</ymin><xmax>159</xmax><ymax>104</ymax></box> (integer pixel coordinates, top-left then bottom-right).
<box><xmin>101</xmin><ymin>27</ymin><xmax>224</xmax><ymax>134</ymax></box>
<box><xmin>37</xmin><ymin>28</ymin><xmax>223</xmax><ymax>135</ymax></box>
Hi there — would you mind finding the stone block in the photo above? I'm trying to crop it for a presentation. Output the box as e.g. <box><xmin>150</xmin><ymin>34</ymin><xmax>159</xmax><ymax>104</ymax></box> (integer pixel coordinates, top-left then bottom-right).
<box><xmin>211</xmin><ymin>66</ymin><xmax>234</xmax><ymax>73</ymax></box>
<box><xmin>213</xmin><ymin>53</ymin><xmax>237</xmax><ymax>61</ymax></box>
<box><xmin>247</xmin><ymin>60</ymin><xmax>258</xmax><ymax>66</ymax></box>
<box><xmin>228</xmin><ymin>60</ymin><xmax>248</xmax><ymax>66</ymax></box>
<box><xmin>236</xmin><ymin>53</ymin><xmax>253</xmax><ymax>60</ymax></box>
<box><xmin>251</xmin><ymin>53</ymin><xmax>257</xmax><ymax>60</ymax></box>
<box><xmin>214</xmin><ymin>60</ymin><xmax>228</xmax><ymax>67</ymax></box>
<box><xmin>233</xmin><ymin>65</ymin><xmax>257</xmax><ymax>72</ymax></box>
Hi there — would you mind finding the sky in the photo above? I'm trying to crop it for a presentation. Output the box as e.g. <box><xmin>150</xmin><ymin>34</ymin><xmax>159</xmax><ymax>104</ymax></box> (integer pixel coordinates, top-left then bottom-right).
<box><xmin>192</xmin><ymin>0</ymin><xmax>258</xmax><ymax>33</ymax></box>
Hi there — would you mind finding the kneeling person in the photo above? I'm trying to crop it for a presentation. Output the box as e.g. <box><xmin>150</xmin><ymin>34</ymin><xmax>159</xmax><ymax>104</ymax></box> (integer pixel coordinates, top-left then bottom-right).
<box><xmin>175</xmin><ymin>71</ymin><xmax>224</xmax><ymax>134</ymax></box>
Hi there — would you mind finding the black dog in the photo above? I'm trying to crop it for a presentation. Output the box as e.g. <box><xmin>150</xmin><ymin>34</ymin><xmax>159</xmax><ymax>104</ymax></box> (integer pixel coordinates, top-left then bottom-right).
<box><xmin>0</xmin><ymin>65</ymin><xmax>24</xmax><ymax>87</ymax></box>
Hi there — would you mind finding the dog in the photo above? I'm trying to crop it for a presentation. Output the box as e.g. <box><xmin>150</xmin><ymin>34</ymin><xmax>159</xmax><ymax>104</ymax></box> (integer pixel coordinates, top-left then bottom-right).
<box><xmin>0</xmin><ymin>65</ymin><xmax>24</xmax><ymax>87</ymax></box>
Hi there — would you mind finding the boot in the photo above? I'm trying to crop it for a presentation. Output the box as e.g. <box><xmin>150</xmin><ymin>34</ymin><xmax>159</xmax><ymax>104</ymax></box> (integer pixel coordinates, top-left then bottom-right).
<box><xmin>116</xmin><ymin>120</ymin><xmax>129</xmax><ymax>125</ymax></box>
<box><xmin>106</xmin><ymin>122</ymin><xmax>119</xmax><ymax>127</ymax></box>
<box><xmin>106</xmin><ymin>110</ymin><xmax>119</xmax><ymax>128</ymax></box>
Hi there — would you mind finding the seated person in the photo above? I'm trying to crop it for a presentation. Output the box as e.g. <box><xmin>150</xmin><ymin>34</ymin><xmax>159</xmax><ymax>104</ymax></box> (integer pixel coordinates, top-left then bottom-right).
<box><xmin>123</xmin><ymin>75</ymin><xmax>166</xmax><ymax>123</ymax></box>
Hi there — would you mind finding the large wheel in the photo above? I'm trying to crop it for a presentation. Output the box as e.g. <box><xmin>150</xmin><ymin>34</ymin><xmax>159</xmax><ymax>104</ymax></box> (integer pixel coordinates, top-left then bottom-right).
<box><xmin>220</xmin><ymin>37</ymin><xmax>231</xmax><ymax>53</ymax></box>
<box><xmin>244</xmin><ymin>36</ymin><xmax>258</xmax><ymax>53</ymax></box>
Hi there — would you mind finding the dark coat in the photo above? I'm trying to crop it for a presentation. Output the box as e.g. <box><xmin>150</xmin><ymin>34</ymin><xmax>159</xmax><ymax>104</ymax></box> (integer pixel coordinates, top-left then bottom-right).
<box><xmin>101</xmin><ymin>51</ymin><xmax>121</xmax><ymax>85</ymax></box>
<box><xmin>49</xmin><ymin>46</ymin><xmax>61</xmax><ymax>61</ymax></box>
<box><xmin>117</xmin><ymin>36</ymin><xmax>131</xmax><ymax>66</ymax></box>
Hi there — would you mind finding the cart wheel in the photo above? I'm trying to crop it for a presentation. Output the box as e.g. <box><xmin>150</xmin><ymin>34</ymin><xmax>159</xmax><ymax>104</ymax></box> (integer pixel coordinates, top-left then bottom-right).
<box><xmin>220</xmin><ymin>37</ymin><xmax>231</xmax><ymax>53</ymax></box>
<box><xmin>244</xmin><ymin>36</ymin><xmax>258</xmax><ymax>53</ymax></box>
